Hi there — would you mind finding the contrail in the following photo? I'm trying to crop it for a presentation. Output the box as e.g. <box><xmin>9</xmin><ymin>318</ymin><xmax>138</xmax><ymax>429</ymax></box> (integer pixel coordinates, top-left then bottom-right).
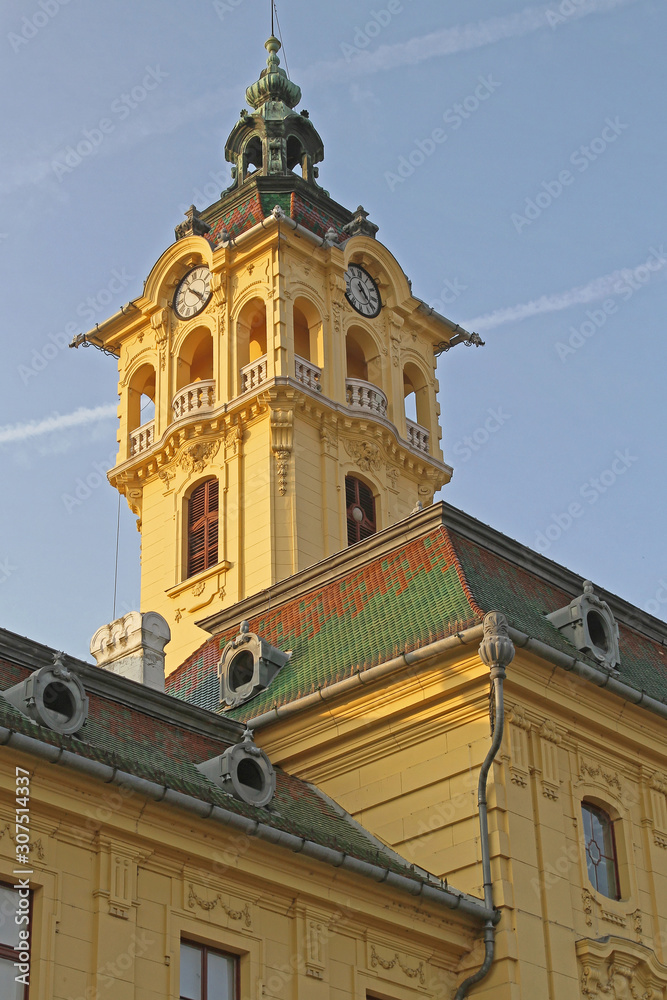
<box><xmin>462</xmin><ymin>250</ymin><xmax>667</xmax><ymax>332</ymax></box>
<box><xmin>300</xmin><ymin>0</ymin><xmax>645</xmax><ymax>84</ymax></box>
<box><xmin>0</xmin><ymin>0</ymin><xmax>644</xmax><ymax>198</ymax></box>
<box><xmin>0</xmin><ymin>405</ymin><xmax>116</xmax><ymax>444</ymax></box>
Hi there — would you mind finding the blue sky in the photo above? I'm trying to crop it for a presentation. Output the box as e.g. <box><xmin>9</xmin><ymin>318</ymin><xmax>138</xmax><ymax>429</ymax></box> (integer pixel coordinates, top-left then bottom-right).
<box><xmin>1</xmin><ymin>0</ymin><xmax>665</xmax><ymax>660</ymax></box>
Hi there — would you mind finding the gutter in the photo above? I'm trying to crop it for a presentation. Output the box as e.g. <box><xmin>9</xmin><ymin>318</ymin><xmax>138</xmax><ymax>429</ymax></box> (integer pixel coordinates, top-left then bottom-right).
<box><xmin>0</xmin><ymin>725</ymin><xmax>495</xmax><ymax>925</ymax></box>
<box><xmin>453</xmin><ymin>613</ymin><xmax>513</xmax><ymax>998</ymax></box>
<box><xmin>508</xmin><ymin>627</ymin><xmax>667</xmax><ymax>720</ymax></box>
<box><xmin>69</xmin><ymin>301</ymin><xmax>139</xmax><ymax>351</ymax></box>
<box><xmin>247</xmin><ymin>623</ymin><xmax>486</xmax><ymax>730</ymax></box>
<box><xmin>246</xmin><ymin>622</ymin><xmax>667</xmax><ymax>732</ymax></box>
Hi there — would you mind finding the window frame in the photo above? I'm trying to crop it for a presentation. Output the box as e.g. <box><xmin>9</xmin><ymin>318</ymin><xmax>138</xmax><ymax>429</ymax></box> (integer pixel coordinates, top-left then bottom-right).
<box><xmin>581</xmin><ymin>801</ymin><xmax>621</xmax><ymax>901</ymax></box>
<box><xmin>186</xmin><ymin>478</ymin><xmax>219</xmax><ymax>579</ymax></box>
<box><xmin>0</xmin><ymin>881</ymin><xmax>31</xmax><ymax>1000</ymax></box>
<box><xmin>345</xmin><ymin>475</ymin><xmax>377</xmax><ymax>546</ymax></box>
<box><xmin>180</xmin><ymin>939</ymin><xmax>239</xmax><ymax>1000</ymax></box>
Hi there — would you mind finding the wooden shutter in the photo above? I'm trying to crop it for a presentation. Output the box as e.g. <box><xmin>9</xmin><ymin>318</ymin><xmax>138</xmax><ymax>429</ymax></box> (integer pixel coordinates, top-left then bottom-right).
<box><xmin>345</xmin><ymin>476</ymin><xmax>376</xmax><ymax>546</ymax></box>
<box><xmin>187</xmin><ymin>479</ymin><xmax>219</xmax><ymax>578</ymax></box>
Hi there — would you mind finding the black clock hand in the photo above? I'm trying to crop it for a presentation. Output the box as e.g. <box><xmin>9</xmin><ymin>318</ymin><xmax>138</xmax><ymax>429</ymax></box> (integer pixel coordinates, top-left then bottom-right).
<box><xmin>355</xmin><ymin>280</ymin><xmax>370</xmax><ymax>303</ymax></box>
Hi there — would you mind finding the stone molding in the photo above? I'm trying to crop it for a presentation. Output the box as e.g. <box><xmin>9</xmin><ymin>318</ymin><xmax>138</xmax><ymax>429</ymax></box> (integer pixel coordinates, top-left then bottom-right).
<box><xmin>576</xmin><ymin>935</ymin><xmax>667</xmax><ymax>999</ymax></box>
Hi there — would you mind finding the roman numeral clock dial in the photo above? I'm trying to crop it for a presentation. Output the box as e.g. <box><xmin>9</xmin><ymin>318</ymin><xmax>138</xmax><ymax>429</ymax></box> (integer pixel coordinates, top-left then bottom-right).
<box><xmin>344</xmin><ymin>265</ymin><xmax>381</xmax><ymax>318</ymax></box>
<box><xmin>173</xmin><ymin>265</ymin><xmax>212</xmax><ymax>320</ymax></box>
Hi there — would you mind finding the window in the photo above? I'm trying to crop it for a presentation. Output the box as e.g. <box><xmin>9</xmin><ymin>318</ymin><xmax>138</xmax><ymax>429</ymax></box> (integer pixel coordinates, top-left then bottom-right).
<box><xmin>0</xmin><ymin>883</ymin><xmax>30</xmax><ymax>999</ymax></box>
<box><xmin>346</xmin><ymin>476</ymin><xmax>376</xmax><ymax>545</ymax></box>
<box><xmin>582</xmin><ymin>802</ymin><xmax>620</xmax><ymax>899</ymax></box>
<box><xmin>180</xmin><ymin>941</ymin><xmax>237</xmax><ymax>1000</ymax></box>
<box><xmin>187</xmin><ymin>479</ymin><xmax>219</xmax><ymax>578</ymax></box>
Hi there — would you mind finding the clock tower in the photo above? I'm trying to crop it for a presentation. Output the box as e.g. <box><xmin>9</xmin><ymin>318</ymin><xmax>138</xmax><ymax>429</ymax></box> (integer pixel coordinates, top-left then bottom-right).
<box><xmin>80</xmin><ymin>37</ymin><xmax>482</xmax><ymax>671</ymax></box>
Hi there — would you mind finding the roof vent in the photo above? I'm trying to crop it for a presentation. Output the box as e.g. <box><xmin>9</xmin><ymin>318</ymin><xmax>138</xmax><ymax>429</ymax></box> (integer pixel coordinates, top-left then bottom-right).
<box><xmin>1</xmin><ymin>653</ymin><xmax>88</xmax><ymax>735</ymax></box>
<box><xmin>219</xmin><ymin>621</ymin><xmax>291</xmax><ymax>709</ymax></box>
<box><xmin>547</xmin><ymin>581</ymin><xmax>620</xmax><ymax>673</ymax></box>
<box><xmin>196</xmin><ymin>731</ymin><xmax>276</xmax><ymax>808</ymax></box>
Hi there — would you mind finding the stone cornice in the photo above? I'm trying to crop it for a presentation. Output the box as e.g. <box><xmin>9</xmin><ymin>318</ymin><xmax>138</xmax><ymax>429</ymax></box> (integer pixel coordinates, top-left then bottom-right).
<box><xmin>109</xmin><ymin>378</ymin><xmax>451</xmax><ymax>489</ymax></box>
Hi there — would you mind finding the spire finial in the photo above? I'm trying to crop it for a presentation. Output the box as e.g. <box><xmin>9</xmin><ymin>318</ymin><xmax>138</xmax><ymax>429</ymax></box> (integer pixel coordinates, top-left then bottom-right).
<box><xmin>244</xmin><ymin>34</ymin><xmax>301</xmax><ymax>110</ymax></box>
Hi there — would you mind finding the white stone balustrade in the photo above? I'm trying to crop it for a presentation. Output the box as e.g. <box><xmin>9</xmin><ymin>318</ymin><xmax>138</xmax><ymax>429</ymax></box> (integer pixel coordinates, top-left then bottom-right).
<box><xmin>240</xmin><ymin>355</ymin><xmax>268</xmax><ymax>394</ymax></box>
<box><xmin>295</xmin><ymin>355</ymin><xmax>322</xmax><ymax>392</ymax></box>
<box><xmin>345</xmin><ymin>378</ymin><xmax>388</xmax><ymax>418</ymax></box>
<box><xmin>129</xmin><ymin>421</ymin><xmax>154</xmax><ymax>457</ymax></box>
<box><xmin>172</xmin><ymin>380</ymin><xmax>215</xmax><ymax>420</ymax></box>
<box><xmin>406</xmin><ymin>419</ymin><xmax>430</xmax><ymax>453</ymax></box>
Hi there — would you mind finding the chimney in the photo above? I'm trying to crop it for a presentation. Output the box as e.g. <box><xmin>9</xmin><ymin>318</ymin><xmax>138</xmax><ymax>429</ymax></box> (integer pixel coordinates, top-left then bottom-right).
<box><xmin>90</xmin><ymin>612</ymin><xmax>171</xmax><ymax>692</ymax></box>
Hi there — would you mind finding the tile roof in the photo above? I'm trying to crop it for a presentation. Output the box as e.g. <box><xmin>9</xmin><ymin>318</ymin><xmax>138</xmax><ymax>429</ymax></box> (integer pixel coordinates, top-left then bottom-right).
<box><xmin>453</xmin><ymin>533</ymin><xmax>667</xmax><ymax>703</ymax></box>
<box><xmin>166</xmin><ymin>513</ymin><xmax>667</xmax><ymax>721</ymax></box>
<box><xmin>167</xmin><ymin>528</ymin><xmax>482</xmax><ymax>716</ymax></box>
<box><xmin>204</xmin><ymin>190</ymin><xmax>348</xmax><ymax>245</ymax></box>
<box><xmin>0</xmin><ymin>655</ymin><xmax>440</xmax><ymax>887</ymax></box>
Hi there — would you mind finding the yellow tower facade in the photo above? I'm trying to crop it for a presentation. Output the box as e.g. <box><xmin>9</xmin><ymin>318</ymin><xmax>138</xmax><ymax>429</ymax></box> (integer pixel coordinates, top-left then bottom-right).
<box><xmin>86</xmin><ymin>38</ymin><xmax>482</xmax><ymax>670</ymax></box>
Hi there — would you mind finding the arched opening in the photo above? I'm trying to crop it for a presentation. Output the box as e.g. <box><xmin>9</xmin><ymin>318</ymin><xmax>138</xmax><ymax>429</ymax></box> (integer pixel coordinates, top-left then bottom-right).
<box><xmin>403</xmin><ymin>362</ymin><xmax>430</xmax><ymax>430</ymax></box>
<box><xmin>185</xmin><ymin>477</ymin><xmax>219</xmax><ymax>579</ymax></box>
<box><xmin>345</xmin><ymin>475</ymin><xmax>377</xmax><ymax>546</ymax></box>
<box><xmin>346</xmin><ymin>334</ymin><xmax>367</xmax><ymax>381</ymax></box>
<box><xmin>346</xmin><ymin>326</ymin><xmax>382</xmax><ymax>384</ymax></box>
<box><xmin>286</xmin><ymin>135</ymin><xmax>304</xmax><ymax>175</ymax></box>
<box><xmin>294</xmin><ymin>305</ymin><xmax>311</xmax><ymax>362</ymax></box>
<box><xmin>293</xmin><ymin>299</ymin><xmax>324</xmax><ymax>391</ymax></box>
<box><xmin>345</xmin><ymin>326</ymin><xmax>386</xmax><ymax>416</ymax></box>
<box><xmin>293</xmin><ymin>297</ymin><xmax>323</xmax><ymax>362</ymax></box>
<box><xmin>237</xmin><ymin>298</ymin><xmax>268</xmax><ymax>393</ymax></box>
<box><xmin>128</xmin><ymin>364</ymin><xmax>156</xmax><ymax>431</ymax></box>
<box><xmin>176</xmin><ymin>327</ymin><xmax>214</xmax><ymax>391</ymax></box>
<box><xmin>243</xmin><ymin>136</ymin><xmax>263</xmax><ymax>178</ymax></box>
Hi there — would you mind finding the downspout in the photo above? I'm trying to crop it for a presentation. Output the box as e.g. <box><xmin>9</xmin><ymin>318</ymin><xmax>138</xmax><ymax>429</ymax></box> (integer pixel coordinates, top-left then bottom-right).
<box><xmin>454</xmin><ymin>611</ymin><xmax>515</xmax><ymax>999</ymax></box>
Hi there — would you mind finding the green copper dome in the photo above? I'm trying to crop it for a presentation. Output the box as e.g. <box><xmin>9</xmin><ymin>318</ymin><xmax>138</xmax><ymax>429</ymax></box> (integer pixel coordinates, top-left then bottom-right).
<box><xmin>245</xmin><ymin>36</ymin><xmax>302</xmax><ymax>110</ymax></box>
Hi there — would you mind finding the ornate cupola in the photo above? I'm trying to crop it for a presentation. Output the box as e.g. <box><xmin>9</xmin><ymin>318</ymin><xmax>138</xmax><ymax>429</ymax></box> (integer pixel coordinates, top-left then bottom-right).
<box><xmin>75</xmin><ymin>33</ymin><xmax>483</xmax><ymax>672</ymax></box>
<box><xmin>225</xmin><ymin>36</ymin><xmax>324</xmax><ymax>189</ymax></box>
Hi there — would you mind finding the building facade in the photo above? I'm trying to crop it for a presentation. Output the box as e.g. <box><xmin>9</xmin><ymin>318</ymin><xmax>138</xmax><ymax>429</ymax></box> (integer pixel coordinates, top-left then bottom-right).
<box><xmin>0</xmin><ymin>30</ymin><xmax>666</xmax><ymax>1000</ymax></box>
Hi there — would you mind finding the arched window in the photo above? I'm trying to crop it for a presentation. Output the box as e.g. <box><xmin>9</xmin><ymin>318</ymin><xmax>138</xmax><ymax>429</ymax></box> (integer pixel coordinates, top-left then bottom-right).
<box><xmin>176</xmin><ymin>327</ymin><xmax>213</xmax><ymax>392</ymax></box>
<box><xmin>345</xmin><ymin>476</ymin><xmax>376</xmax><ymax>546</ymax></box>
<box><xmin>403</xmin><ymin>362</ymin><xmax>430</xmax><ymax>429</ymax></box>
<box><xmin>582</xmin><ymin>802</ymin><xmax>620</xmax><ymax>899</ymax></box>
<box><xmin>187</xmin><ymin>479</ymin><xmax>219</xmax><ymax>578</ymax></box>
<box><xmin>244</xmin><ymin>136</ymin><xmax>263</xmax><ymax>177</ymax></box>
<box><xmin>346</xmin><ymin>325</ymin><xmax>382</xmax><ymax>387</ymax></box>
<box><xmin>293</xmin><ymin>298</ymin><xmax>324</xmax><ymax>389</ymax></box>
<box><xmin>128</xmin><ymin>364</ymin><xmax>156</xmax><ymax>431</ymax></box>
<box><xmin>237</xmin><ymin>298</ymin><xmax>268</xmax><ymax>393</ymax></box>
<box><xmin>286</xmin><ymin>135</ymin><xmax>304</xmax><ymax>175</ymax></box>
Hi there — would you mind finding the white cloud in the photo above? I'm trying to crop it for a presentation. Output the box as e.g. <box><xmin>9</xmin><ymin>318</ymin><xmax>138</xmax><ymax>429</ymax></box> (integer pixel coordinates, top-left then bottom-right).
<box><xmin>462</xmin><ymin>252</ymin><xmax>667</xmax><ymax>332</ymax></box>
<box><xmin>0</xmin><ymin>405</ymin><xmax>116</xmax><ymax>445</ymax></box>
<box><xmin>299</xmin><ymin>0</ymin><xmax>644</xmax><ymax>85</ymax></box>
<box><xmin>0</xmin><ymin>0</ymin><xmax>644</xmax><ymax>199</ymax></box>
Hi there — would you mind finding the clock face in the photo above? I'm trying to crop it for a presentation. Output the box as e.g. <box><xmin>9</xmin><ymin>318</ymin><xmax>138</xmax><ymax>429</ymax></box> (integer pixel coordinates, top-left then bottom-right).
<box><xmin>173</xmin><ymin>265</ymin><xmax>212</xmax><ymax>320</ymax></box>
<box><xmin>344</xmin><ymin>265</ymin><xmax>381</xmax><ymax>318</ymax></box>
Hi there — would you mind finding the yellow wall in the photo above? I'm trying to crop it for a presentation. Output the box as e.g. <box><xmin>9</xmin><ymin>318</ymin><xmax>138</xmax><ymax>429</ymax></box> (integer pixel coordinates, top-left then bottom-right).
<box><xmin>255</xmin><ymin>647</ymin><xmax>667</xmax><ymax>999</ymax></box>
<box><xmin>100</xmin><ymin>225</ymin><xmax>454</xmax><ymax>672</ymax></box>
<box><xmin>0</xmin><ymin>744</ymin><xmax>481</xmax><ymax>1000</ymax></box>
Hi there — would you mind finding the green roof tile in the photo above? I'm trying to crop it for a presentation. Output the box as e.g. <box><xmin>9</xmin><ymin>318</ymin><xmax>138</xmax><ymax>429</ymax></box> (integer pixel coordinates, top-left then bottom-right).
<box><xmin>167</xmin><ymin>518</ymin><xmax>667</xmax><ymax>721</ymax></box>
<box><xmin>167</xmin><ymin>528</ymin><xmax>481</xmax><ymax>719</ymax></box>
<box><xmin>0</xmin><ymin>658</ymin><xmax>441</xmax><ymax>887</ymax></box>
